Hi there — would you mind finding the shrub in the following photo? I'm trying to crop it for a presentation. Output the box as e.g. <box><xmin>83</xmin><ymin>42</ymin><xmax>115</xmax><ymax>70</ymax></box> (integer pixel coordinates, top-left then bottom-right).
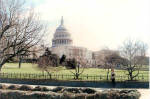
<box><xmin>74</xmin><ymin>93</ymin><xmax>86</xmax><ymax>99</ymax></box>
<box><xmin>32</xmin><ymin>86</ymin><xmax>50</xmax><ymax>91</ymax></box>
<box><xmin>94</xmin><ymin>92</ymin><xmax>102</xmax><ymax>99</ymax></box>
<box><xmin>32</xmin><ymin>86</ymin><xmax>43</xmax><ymax>91</ymax></box>
<box><xmin>63</xmin><ymin>88</ymin><xmax>81</xmax><ymax>93</ymax></box>
<box><xmin>65</xmin><ymin>58</ymin><xmax>77</xmax><ymax>69</ymax></box>
<box><xmin>86</xmin><ymin>94</ymin><xmax>96</xmax><ymax>99</ymax></box>
<box><xmin>8</xmin><ymin>85</ymin><xmax>20</xmax><ymax>90</ymax></box>
<box><xmin>19</xmin><ymin>85</ymin><xmax>33</xmax><ymax>91</ymax></box>
<box><xmin>29</xmin><ymin>92</ymin><xmax>49</xmax><ymax>99</ymax></box>
<box><xmin>52</xmin><ymin>87</ymin><xmax>64</xmax><ymax>92</ymax></box>
<box><xmin>62</xmin><ymin>92</ymin><xmax>76</xmax><ymax>99</ymax></box>
<box><xmin>0</xmin><ymin>88</ymin><xmax>141</xmax><ymax>99</ymax></box>
<box><xmin>107</xmin><ymin>90</ymin><xmax>120</xmax><ymax>99</ymax></box>
<box><xmin>119</xmin><ymin>90</ymin><xmax>141</xmax><ymax>99</ymax></box>
<box><xmin>42</xmin><ymin>87</ymin><xmax>50</xmax><ymax>91</ymax></box>
<box><xmin>99</xmin><ymin>91</ymin><xmax>109</xmax><ymax>99</ymax></box>
<box><xmin>7</xmin><ymin>91</ymin><xmax>24</xmax><ymax>99</ymax></box>
<box><xmin>81</xmin><ymin>88</ymin><xmax>96</xmax><ymax>94</ymax></box>
<box><xmin>97</xmin><ymin>89</ymin><xmax>141</xmax><ymax>99</ymax></box>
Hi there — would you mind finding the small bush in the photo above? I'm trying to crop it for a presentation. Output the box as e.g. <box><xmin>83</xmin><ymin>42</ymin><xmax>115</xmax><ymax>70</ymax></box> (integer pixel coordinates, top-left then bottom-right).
<box><xmin>108</xmin><ymin>90</ymin><xmax>120</xmax><ymax>99</ymax></box>
<box><xmin>19</xmin><ymin>85</ymin><xmax>33</xmax><ymax>91</ymax></box>
<box><xmin>81</xmin><ymin>88</ymin><xmax>96</xmax><ymax>94</ymax></box>
<box><xmin>75</xmin><ymin>93</ymin><xmax>86</xmax><ymax>99</ymax></box>
<box><xmin>63</xmin><ymin>88</ymin><xmax>81</xmax><ymax>93</ymax></box>
<box><xmin>63</xmin><ymin>92</ymin><xmax>76</xmax><ymax>99</ymax></box>
<box><xmin>32</xmin><ymin>86</ymin><xmax>50</xmax><ymax>91</ymax></box>
<box><xmin>119</xmin><ymin>90</ymin><xmax>141</xmax><ymax>99</ymax></box>
<box><xmin>42</xmin><ymin>87</ymin><xmax>50</xmax><ymax>91</ymax></box>
<box><xmin>32</xmin><ymin>86</ymin><xmax>43</xmax><ymax>91</ymax></box>
<box><xmin>8</xmin><ymin>85</ymin><xmax>20</xmax><ymax>90</ymax></box>
<box><xmin>29</xmin><ymin>92</ymin><xmax>49</xmax><ymax>99</ymax></box>
<box><xmin>95</xmin><ymin>92</ymin><xmax>102</xmax><ymax>99</ymax></box>
<box><xmin>98</xmin><ymin>89</ymin><xmax>141</xmax><ymax>99</ymax></box>
<box><xmin>86</xmin><ymin>94</ymin><xmax>96</xmax><ymax>99</ymax></box>
<box><xmin>52</xmin><ymin>87</ymin><xmax>64</xmax><ymax>92</ymax></box>
<box><xmin>99</xmin><ymin>91</ymin><xmax>109</xmax><ymax>99</ymax></box>
<box><xmin>7</xmin><ymin>91</ymin><xmax>24</xmax><ymax>99</ymax></box>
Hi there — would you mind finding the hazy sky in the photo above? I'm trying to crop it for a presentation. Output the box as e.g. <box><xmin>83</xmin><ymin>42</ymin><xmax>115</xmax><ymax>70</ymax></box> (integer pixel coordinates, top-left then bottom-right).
<box><xmin>27</xmin><ymin>0</ymin><xmax>150</xmax><ymax>55</ymax></box>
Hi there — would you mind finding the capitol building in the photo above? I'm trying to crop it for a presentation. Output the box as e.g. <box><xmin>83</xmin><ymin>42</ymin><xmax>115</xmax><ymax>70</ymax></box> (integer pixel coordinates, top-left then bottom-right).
<box><xmin>50</xmin><ymin>17</ymin><xmax>94</xmax><ymax>66</ymax></box>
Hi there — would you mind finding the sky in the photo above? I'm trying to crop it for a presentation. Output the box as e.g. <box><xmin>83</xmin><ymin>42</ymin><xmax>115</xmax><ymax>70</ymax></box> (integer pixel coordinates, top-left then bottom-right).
<box><xmin>26</xmin><ymin>0</ymin><xmax>150</xmax><ymax>55</ymax></box>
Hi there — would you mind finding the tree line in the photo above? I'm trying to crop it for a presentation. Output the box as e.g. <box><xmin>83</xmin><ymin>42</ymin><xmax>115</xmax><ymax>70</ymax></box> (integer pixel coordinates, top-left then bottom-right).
<box><xmin>37</xmin><ymin>38</ymin><xmax>148</xmax><ymax>81</ymax></box>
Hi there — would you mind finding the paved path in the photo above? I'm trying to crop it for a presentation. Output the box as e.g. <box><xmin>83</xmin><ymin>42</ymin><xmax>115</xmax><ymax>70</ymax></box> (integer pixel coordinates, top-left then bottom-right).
<box><xmin>0</xmin><ymin>83</ymin><xmax>149</xmax><ymax>99</ymax></box>
<box><xmin>138</xmin><ymin>89</ymin><xmax>150</xmax><ymax>99</ymax></box>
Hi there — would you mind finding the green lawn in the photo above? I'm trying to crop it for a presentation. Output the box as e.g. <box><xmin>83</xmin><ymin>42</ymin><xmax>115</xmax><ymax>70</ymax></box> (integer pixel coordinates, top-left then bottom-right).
<box><xmin>2</xmin><ymin>63</ymin><xmax>42</xmax><ymax>74</ymax></box>
<box><xmin>1</xmin><ymin>63</ymin><xmax>149</xmax><ymax>81</ymax></box>
<box><xmin>1</xmin><ymin>63</ymin><xmax>149</xmax><ymax>76</ymax></box>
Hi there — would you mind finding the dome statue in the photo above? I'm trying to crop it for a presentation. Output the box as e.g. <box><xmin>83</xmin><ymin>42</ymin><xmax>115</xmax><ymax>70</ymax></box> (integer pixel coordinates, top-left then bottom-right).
<box><xmin>52</xmin><ymin>16</ymin><xmax>73</xmax><ymax>47</ymax></box>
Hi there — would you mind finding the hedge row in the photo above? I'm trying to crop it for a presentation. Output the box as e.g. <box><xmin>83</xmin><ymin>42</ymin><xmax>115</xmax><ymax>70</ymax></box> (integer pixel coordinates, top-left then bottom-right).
<box><xmin>0</xmin><ymin>84</ymin><xmax>141</xmax><ymax>99</ymax></box>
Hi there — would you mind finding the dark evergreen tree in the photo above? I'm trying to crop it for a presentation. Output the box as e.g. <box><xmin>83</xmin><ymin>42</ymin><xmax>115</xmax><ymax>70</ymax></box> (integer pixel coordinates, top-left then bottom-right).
<box><xmin>66</xmin><ymin>58</ymin><xmax>77</xmax><ymax>69</ymax></box>
<box><xmin>39</xmin><ymin>48</ymin><xmax>59</xmax><ymax>67</ymax></box>
<box><xmin>59</xmin><ymin>54</ymin><xmax>66</xmax><ymax>65</ymax></box>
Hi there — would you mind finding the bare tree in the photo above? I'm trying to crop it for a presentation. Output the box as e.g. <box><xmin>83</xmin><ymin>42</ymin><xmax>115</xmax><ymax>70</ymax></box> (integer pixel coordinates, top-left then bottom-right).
<box><xmin>37</xmin><ymin>48</ymin><xmax>61</xmax><ymax>79</ymax></box>
<box><xmin>66</xmin><ymin>48</ymin><xmax>87</xmax><ymax>79</ymax></box>
<box><xmin>94</xmin><ymin>49</ymin><xmax>116</xmax><ymax>67</ymax></box>
<box><xmin>0</xmin><ymin>0</ymin><xmax>46</xmax><ymax>70</ymax></box>
<box><xmin>38</xmin><ymin>56</ymin><xmax>62</xmax><ymax>79</ymax></box>
<box><xmin>18</xmin><ymin>52</ymin><xmax>29</xmax><ymax>69</ymax></box>
<box><xmin>103</xmin><ymin>50</ymin><xmax>124</xmax><ymax>80</ymax></box>
<box><xmin>120</xmin><ymin>39</ymin><xmax>148</xmax><ymax>80</ymax></box>
<box><xmin>18</xmin><ymin>45</ymin><xmax>45</xmax><ymax>69</ymax></box>
<box><xmin>66</xmin><ymin>58</ymin><xmax>87</xmax><ymax>80</ymax></box>
<box><xmin>95</xmin><ymin>49</ymin><xmax>125</xmax><ymax>80</ymax></box>
<box><xmin>135</xmin><ymin>41</ymin><xmax>148</xmax><ymax>67</ymax></box>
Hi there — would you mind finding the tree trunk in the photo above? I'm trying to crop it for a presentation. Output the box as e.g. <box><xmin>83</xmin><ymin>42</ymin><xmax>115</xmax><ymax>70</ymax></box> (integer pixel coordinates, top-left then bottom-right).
<box><xmin>0</xmin><ymin>61</ymin><xmax>6</xmax><ymax>71</ymax></box>
<box><xmin>129</xmin><ymin>72</ymin><xmax>133</xmax><ymax>80</ymax></box>
<box><xmin>106</xmin><ymin>68</ymin><xmax>109</xmax><ymax>80</ymax></box>
<box><xmin>131</xmin><ymin>77</ymin><xmax>133</xmax><ymax>80</ymax></box>
<box><xmin>18</xmin><ymin>57</ymin><xmax>22</xmax><ymax>69</ymax></box>
<box><xmin>75</xmin><ymin>73</ymin><xmax>79</xmax><ymax>79</ymax></box>
<box><xmin>46</xmin><ymin>71</ymin><xmax>51</xmax><ymax>79</ymax></box>
<box><xmin>0</xmin><ymin>64</ymin><xmax>2</xmax><ymax>72</ymax></box>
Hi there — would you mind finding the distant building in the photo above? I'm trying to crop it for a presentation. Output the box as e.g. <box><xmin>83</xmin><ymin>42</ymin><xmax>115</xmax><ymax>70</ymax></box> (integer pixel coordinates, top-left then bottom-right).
<box><xmin>52</xmin><ymin>16</ymin><xmax>73</xmax><ymax>47</ymax></box>
<box><xmin>50</xmin><ymin>17</ymin><xmax>94</xmax><ymax>66</ymax></box>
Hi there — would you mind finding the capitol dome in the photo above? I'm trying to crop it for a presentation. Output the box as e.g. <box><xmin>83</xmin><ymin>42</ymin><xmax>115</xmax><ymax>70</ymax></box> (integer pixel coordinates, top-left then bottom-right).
<box><xmin>52</xmin><ymin>16</ymin><xmax>73</xmax><ymax>47</ymax></box>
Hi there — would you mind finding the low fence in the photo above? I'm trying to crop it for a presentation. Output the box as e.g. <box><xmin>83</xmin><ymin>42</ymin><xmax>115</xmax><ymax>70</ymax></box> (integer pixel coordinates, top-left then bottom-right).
<box><xmin>0</xmin><ymin>72</ymin><xmax>149</xmax><ymax>82</ymax></box>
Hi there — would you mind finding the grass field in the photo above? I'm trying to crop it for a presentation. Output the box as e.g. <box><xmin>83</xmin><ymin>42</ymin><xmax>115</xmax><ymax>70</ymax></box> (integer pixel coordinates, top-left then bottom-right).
<box><xmin>0</xmin><ymin>63</ymin><xmax>149</xmax><ymax>81</ymax></box>
<box><xmin>1</xmin><ymin>63</ymin><xmax>149</xmax><ymax>76</ymax></box>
